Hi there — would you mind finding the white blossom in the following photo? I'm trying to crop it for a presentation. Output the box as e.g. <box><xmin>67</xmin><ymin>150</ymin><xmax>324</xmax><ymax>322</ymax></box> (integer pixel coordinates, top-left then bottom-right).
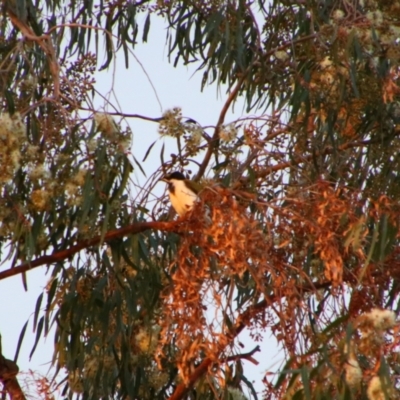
<box><xmin>73</xmin><ymin>169</ymin><xmax>87</xmax><ymax>186</ymax></box>
<box><xmin>190</xmin><ymin>126</ymin><xmax>203</xmax><ymax>146</ymax></box>
<box><xmin>364</xmin><ymin>308</ymin><xmax>396</xmax><ymax>331</ymax></box>
<box><xmin>332</xmin><ymin>10</ymin><xmax>345</xmax><ymax>20</ymax></box>
<box><xmin>274</xmin><ymin>50</ymin><xmax>289</xmax><ymax>61</ymax></box>
<box><xmin>219</xmin><ymin>124</ymin><xmax>238</xmax><ymax>142</ymax></box>
<box><xmin>367</xmin><ymin>376</ymin><xmax>384</xmax><ymax>400</ymax></box>
<box><xmin>366</xmin><ymin>11</ymin><xmax>383</xmax><ymax>25</ymax></box>
<box><xmin>345</xmin><ymin>356</ymin><xmax>362</xmax><ymax>387</ymax></box>
<box><xmin>87</xmin><ymin>138</ymin><xmax>98</xmax><ymax>153</ymax></box>
<box><xmin>227</xmin><ymin>387</ymin><xmax>248</xmax><ymax>400</ymax></box>
<box><xmin>94</xmin><ymin>112</ymin><xmax>118</xmax><ymax>135</ymax></box>
<box><xmin>29</xmin><ymin>164</ymin><xmax>50</xmax><ymax>180</ymax></box>
<box><xmin>320</xmin><ymin>57</ymin><xmax>332</xmax><ymax>69</ymax></box>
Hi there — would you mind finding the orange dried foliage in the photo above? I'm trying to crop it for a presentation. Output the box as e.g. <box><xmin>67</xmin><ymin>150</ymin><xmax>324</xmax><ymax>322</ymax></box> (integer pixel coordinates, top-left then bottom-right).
<box><xmin>156</xmin><ymin>186</ymin><xmax>278</xmax><ymax>382</ymax></box>
<box><xmin>153</xmin><ymin>181</ymin><xmax>400</xmax><ymax>390</ymax></box>
<box><xmin>337</xmin><ymin>103</ymin><xmax>364</xmax><ymax>138</ymax></box>
<box><xmin>383</xmin><ymin>67</ymin><xmax>400</xmax><ymax>104</ymax></box>
<box><xmin>20</xmin><ymin>370</ymin><xmax>57</xmax><ymax>400</ymax></box>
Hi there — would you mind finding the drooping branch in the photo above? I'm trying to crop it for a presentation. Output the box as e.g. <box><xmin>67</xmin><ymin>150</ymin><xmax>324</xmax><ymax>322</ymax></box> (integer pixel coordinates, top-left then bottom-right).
<box><xmin>0</xmin><ymin>220</ymin><xmax>179</xmax><ymax>281</ymax></box>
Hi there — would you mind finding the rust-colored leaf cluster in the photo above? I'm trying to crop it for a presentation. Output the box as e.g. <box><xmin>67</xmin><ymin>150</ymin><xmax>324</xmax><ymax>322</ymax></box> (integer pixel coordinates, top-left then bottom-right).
<box><xmin>155</xmin><ymin>181</ymin><xmax>400</xmax><ymax>391</ymax></box>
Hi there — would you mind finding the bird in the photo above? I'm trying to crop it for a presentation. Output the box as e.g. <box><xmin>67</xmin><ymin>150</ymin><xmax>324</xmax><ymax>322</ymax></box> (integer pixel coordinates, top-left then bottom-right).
<box><xmin>161</xmin><ymin>171</ymin><xmax>200</xmax><ymax>217</ymax></box>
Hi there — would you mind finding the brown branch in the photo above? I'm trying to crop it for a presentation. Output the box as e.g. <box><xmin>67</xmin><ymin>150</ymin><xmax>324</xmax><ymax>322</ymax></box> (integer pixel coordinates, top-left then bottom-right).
<box><xmin>225</xmin><ymin>346</ymin><xmax>261</xmax><ymax>365</ymax></box>
<box><xmin>0</xmin><ymin>353</ymin><xmax>25</xmax><ymax>400</ymax></box>
<box><xmin>168</xmin><ymin>280</ymin><xmax>332</xmax><ymax>400</ymax></box>
<box><xmin>0</xmin><ymin>220</ymin><xmax>179</xmax><ymax>281</ymax></box>
<box><xmin>79</xmin><ymin>107</ymin><xmax>164</xmax><ymax>123</ymax></box>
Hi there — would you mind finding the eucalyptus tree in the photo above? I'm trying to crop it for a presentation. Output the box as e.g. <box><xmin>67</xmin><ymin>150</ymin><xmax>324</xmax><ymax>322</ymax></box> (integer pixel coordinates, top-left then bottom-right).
<box><xmin>1</xmin><ymin>0</ymin><xmax>400</xmax><ymax>399</ymax></box>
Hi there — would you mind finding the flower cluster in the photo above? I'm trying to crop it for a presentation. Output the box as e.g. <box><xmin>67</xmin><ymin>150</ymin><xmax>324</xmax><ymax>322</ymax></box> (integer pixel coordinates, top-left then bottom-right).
<box><xmin>94</xmin><ymin>112</ymin><xmax>119</xmax><ymax>136</ymax></box>
<box><xmin>344</xmin><ymin>308</ymin><xmax>397</xmax><ymax>398</ymax></box>
<box><xmin>158</xmin><ymin>107</ymin><xmax>185</xmax><ymax>138</ymax></box>
<box><xmin>344</xmin><ymin>354</ymin><xmax>363</xmax><ymax>388</ymax></box>
<box><xmin>183</xmin><ymin>120</ymin><xmax>203</xmax><ymax>155</ymax></box>
<box><xmin>0</xmin><ymin>112</ymin><xmax>26</xmax><ymax>183</ymax></box>
<box><xmin>219</xmin><ymin>123</ymin><xmax>238</xmax><ymax>142</ymax></box>
<box><xmin>135</xmin><ymin>325</ymin><xmax>161</xmax><ymax>354</ymax></box>
<box><xmin>94</xmin><ymin>112</ymin><xmax>131</xmax><ymax>152</ymax></box>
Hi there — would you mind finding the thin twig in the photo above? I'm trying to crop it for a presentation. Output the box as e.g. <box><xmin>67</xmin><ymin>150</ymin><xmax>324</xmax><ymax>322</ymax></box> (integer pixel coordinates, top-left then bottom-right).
<box><xmin>195</xmin><ymin>70</ymin><xmax>250</xmax><ymax>180</ymax></box>
<box><xmin>79</xmin><ymin>107</ymin><xmax>164</xmax><ymax>122</ymax></box>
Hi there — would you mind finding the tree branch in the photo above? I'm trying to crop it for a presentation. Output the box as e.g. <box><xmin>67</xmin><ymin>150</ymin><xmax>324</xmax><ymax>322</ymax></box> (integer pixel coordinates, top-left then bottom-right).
<box><xmin>0</xmin><ymin>220</ymin><xmax>180</xmax><ymax>281</ymax></box>
<box><xmin>225</xmin><ymin>346</ymin><xmax>260</xmax><ymax>365</ymax></box>
<box><xmin>0</xmin><ymin>353</ymin><xmax>25</xmax><ymax>400</ymax></box>
<box><xmin>79</xmin><ymin>107</ymin><xmax>164</xmax><ymax>123</ymax></box>
<box><xmin>195</xmin><ymin>70</ymin><xmax>250</xmax><ymax>181</ymax></box>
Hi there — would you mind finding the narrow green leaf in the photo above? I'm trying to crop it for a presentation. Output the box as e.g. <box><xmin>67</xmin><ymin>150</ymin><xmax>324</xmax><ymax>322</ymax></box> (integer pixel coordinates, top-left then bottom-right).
<box><xmin>300</xmin><ymin>365</ymin><xmax>311</xmax><ymax>400</ymax></box>
<box><xmin>132</xmin><ymin>233</ymin><xmax>139</xmax><ymax>266</ymax></box>
<box><xmin>78</xmin><ymin>173</ymin><xmax>94</xmax><ymax>232</ymax></box>
<box><xmin>274</xmin><ymin>358</ymin><xmax>295</xmax><ymax>389</ymax></box>
<box><xmin>138</xmin><ymin>235</ymin><xmax>151</xmax><ymax>266</ymax></box>
<box><xmin>30</xmin><ymin>316</ymin><xmax>44</xmax><ymax>359</ymax></box>
<box><xmin>100</xmin><ymin>202</ymin><xmax>110</xmax><ymax>244</ymax></box>
<box><xmin>321</xmin><ymin>315</ymin><xmax>349</xmax><ymax>335</ymax></box>
<box><xmin>160</xmin><ymin>142</ymin><xmax>165</xmax><ymax>166</ymax></box>
<box><xmin>247</xmin><ymin>166</ymin><xmax>256</xmax><ymax>190</ymax></box>
<box><xmin>99</xmin><ymin>19</ymin><xmax>113</xmax><ymax>70</ymax></box>
<box><xmin>222</xmin><ymin>173</ymin><xmax>231</xmax><ymax>187</ymax></box>
<box><xmin>358</xmin><ymin>223</ymin><xmax>379</xmax><ymax>284</ymax></box>
<box><xmin>379</xmin><ymin>214</ymin><xmax>388</xmax><ymax>262</ymax></box>
<box><xmin>46</xmin><ymin>277</ymin><xmax>58</xmax><ymax>311</ymax></box>
<box><xmin>142</xmin><ymin>140</ymin><xmax>157</xmax><ymax>162</ymax></box>
<box><xmin>14</xmin><ymin>320</ymin><xmax>28</xmax><ymax>363</ymax></box>
<box><xmin>33</xmin><ymin>292</ymin><xmax>44</xmax><ymax>331</ymax></box>
<box><xmin>212</xmin><ymin>160</ymin><xmax>229</xmax><ymax>171</ymax></box>
<box><xmin>142</xmin><ymin>12</ymin><xmax>151</xmax><ymax>42</ymax></box>
<box><xmin>123</xmin><ymin>40</ymin><xmax>129</xmax><ymax>68</ymax></box>
<box><xmin>349</xmin><ymin>61</ymin><xmax>360</xmax><ymax>98</ymax></box>
<box><xmin>22</xmin><ymin>271</ymin><xmax>28</xmax><ymax>291</ymax></box>
<box><xmin>292</xmin><ymin>389</ymin><xmax>305</xmax><ymax>400</ymax></box>
<box><xmin>132</xmin><ymin>155</ymin><xmax>146</xmax><ymax>176</ymax></box>
<box><xmin>5</xmin><ymin>90</ymin><xmax>15</xmax><ymax>115</ymax></box>
<box><xmin>240</xmin><ymin>373</ymin><xmax>258</xmax><ymax>400</ymax></box>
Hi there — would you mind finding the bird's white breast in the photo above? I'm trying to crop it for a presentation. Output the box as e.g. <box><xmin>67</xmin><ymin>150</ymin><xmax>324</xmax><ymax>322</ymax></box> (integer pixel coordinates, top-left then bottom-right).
<box><xmin>168</xmin><ymin>179</ymin><xmax>198</xmax><ymax>216</ymax></box>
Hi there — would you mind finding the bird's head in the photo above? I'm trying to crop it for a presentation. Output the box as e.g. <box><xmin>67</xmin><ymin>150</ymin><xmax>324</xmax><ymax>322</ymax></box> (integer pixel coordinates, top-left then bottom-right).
<box><xmin>161</xmin><ymin>171</ymin><xmax>186</xmax><ymax>183</ymax></box>
<box><xmin>161</xmin><ymin>171</ymin><xmax>201</xmax><ymax>195</ymax></box>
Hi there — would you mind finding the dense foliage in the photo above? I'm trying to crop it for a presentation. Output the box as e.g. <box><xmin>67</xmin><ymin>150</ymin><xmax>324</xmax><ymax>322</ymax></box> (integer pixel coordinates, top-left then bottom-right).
<box><xmin>1</xmin><ymin>0</ymin><xmax>400</xmax><ymax>399</ymax></box>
